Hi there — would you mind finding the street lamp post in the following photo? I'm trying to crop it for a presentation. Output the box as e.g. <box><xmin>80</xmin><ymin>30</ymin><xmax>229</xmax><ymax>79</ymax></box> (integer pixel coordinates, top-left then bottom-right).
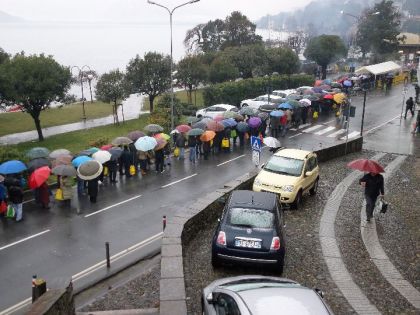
<box><xmin>147</xmin><ymin>0</ymin><xmax>200</xmax><ymax>131</ymax></box>
<box><xmin>71</xmin><ymin>65</ymin><xmax>91</xmax><ymax>121</ymax></box>
<box><xmin>87</xmin><ymin>74</ymin><xmax>94</xmax><ymax>104</ymax></box>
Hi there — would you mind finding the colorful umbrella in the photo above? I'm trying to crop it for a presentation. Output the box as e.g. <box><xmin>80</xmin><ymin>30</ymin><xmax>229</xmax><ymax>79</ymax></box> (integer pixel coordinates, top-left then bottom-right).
<box><xmin>299</xmin><ymin>99</ymin><xmax>312</xmax><ymax>107</ymax></box>
<box><xmin>154</xmin><ymin>138</ymin><xmax>167</xmax><ymax>151</ymax></box>
<box><xmin>0</xmin><ymin>160</ymin><xmax>27</xmax><ymax>174</ymax></box>
<box><xmin>270</xmin><ymin>110</ymin><xmax>284</xmax><ymax>117</ymax></box>
<box><xmin>154</xmin><ymin>133</ymin><xmax>171</xmax><ymax>141</ymax></box>
<box><xmin>206</xmin><ymin>120</ymin><xmax>225</xmax><ymax>132</ymax></box>
<box><xmin>111</xmin><ymin>137</ymin><xmax>133</xmax><ymax>146</ymax></box>
<box><xmin>263</xmin><ymin>137</ymin><xmax>281</xmax><ymax>148</ymax></box>
<box><xmin>333</xmin><ymin>93</ymin><xmax>346</xmax><ymax>104</ymax></box>
<box><xmin>176</xmin><ymin>124</ymin><xmax>191</xmax><ymax>133</ymax></box>
<box><xmin>236</xmin><ymin>122</ymin><xmax>250</xmax><ymax>132</ymax></box>
<box><xmin>27</xmin><ymin>158</ymin><xmax>51</xmax><ymax>173</ymax></box>
<box><xmin>49</xmin><ymin>149</ymin><xmax>71</xmax><ymax>159</ymax></box>
<box><xmin>347</xmin><ymin>159</ymin><xmax>384</xmax><ymax>173</ymax></box>
<box><xmin>101</xmin><ymin>144</ymin><xmax>113</xmax><ymax>151</ymax></box>
<box><xmin>144</xmin><ymin>124</ymin><xmax>164</xmax><ymax>133</ymax></box>
<box><xmin>77</xmin><ymin>160</ymin><xmax>103</xmax><ymax>180</ymax></box>
<box><xmin>72</xmin><ymin>156</ymin><xmax>92</xmax><ymax>168</ymax></box>
<box><xmin>187</xmin><ymin>128</ymin><xmax>204</xmax><ymax>136</ymax></box>
<box><xmin>323</xmin><ymin>94</ymin><xmax>334</xmax><ymax>100</ymax></box>
<box><xmin>200</xmin><ymin>130</ymin><xmax>216</xmax><ymax>142</ymax></box>
<box><xmin>127</xmin><ymin>130</ymin><xmax>146</xmax><ymax>141</ymax></box>
<box><xmin>26</xmin><ymin>147</ymin><xmax>50</xmax><ymax>160</ymax></box>
<box><xmin>29</xmin><ymin>166</ymin><xmax>51</xmax><ymax>189</ymax></box>
<box><xmin>135</xmin><ymin>136</ymin><xmax>157</xmax><ymax>152</ymax></box>
<box><xmin>278</xmin><ymin>103</ymin><xmax>293</xmax><ymax>110</ymax></box>
<box><xmin>52</xmin><ymin>164</ymin><xmax>77</xmax><ymax>177</ymax></box>
<box><xmin>248</xmin><ymin>116</ymin><xmax>262</xmax><ymax>128</ymax></box>
<box><xmin>92</xmin><ymin>150</ymin><xmax>112</xmax><ymax>164</ymax></box>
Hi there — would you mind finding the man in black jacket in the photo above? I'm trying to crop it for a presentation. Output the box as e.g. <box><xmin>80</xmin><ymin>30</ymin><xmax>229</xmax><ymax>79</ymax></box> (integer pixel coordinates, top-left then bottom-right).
<box><xmin>404</xmin><ymin>97</ymin><xmax>414</xmax><ymax>119</ymax></box>
<box><xmin>359</xmin><ymin>172</ymin><xmax>384</xmax><ymax>222</ymax></box>
<box><xmin>8</xmin><ymin>184</ymin><xmax>24</xmax><ymax>222</ymax></box>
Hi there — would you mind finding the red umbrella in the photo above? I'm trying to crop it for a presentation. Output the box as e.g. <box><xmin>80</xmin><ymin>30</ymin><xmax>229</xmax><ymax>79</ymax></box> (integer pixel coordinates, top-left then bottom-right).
<box><xmin>101</xmin><ymin>144</ymin><xmax>113</xmax><ymax>151</ymax></box>
<box><xmin>29</xmin><ymin>166</ymin><xmax>51</xmax><ymax>189</ymax></box>
<box><xmin>323</xmin><ymin>94</ymin><xmax>334</xmax><ymax>100</ymax></box>
<box><xmin>176</xmin><ymin>124</ymin><xmax>191</xmax><ymax>133</ymax></box>
<box><xmin>206</xmin><ymin>120</ymin><xmax>225</xmax><ymax>132</ymax></box>
<box><xmin>314</xmin><ymin>80</ymin><xmax>323</xmax><ymax>86</ymax></box>
<box><xmin>347</xmin><ymin>159</ymin><xmax>385</xmax><ymax>173</ymax></box>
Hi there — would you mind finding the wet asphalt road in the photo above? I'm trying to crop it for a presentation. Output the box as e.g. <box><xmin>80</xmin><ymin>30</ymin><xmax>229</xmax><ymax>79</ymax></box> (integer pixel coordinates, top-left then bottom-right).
<box><xmin>0</xmin><ymin>83</ymin><xmax>418</xmax><ymax>313</ymax></box>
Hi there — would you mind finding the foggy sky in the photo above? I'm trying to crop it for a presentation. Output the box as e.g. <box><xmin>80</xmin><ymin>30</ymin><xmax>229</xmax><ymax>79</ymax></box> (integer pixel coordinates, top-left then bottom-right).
<box><xmin>0</xmin><ymin>0</ymin><xmax>313</xmax><ymax>24</ymax></box>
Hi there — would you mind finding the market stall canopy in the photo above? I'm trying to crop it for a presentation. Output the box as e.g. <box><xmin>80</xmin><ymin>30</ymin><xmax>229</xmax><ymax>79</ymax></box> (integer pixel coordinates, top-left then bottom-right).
<box><xmin>355</xmin><ymin>61</ymin><xmax>401</xmax><ymax>76</ymax></box>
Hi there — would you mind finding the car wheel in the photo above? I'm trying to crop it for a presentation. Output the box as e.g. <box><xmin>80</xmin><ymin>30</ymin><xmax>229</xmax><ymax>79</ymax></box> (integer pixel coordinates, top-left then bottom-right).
<box><xmin>309</xmin><ymin>178</ymin><xmax>319</xmax><ymax>196</ymax></box>
<box><xmin>242</xmin><ymin>103</ymin><xmax>248</xmax><ymax>107</ymax></box>
<box><xmin>292</xmin><ymin>190</ymin><xmax>302</xmax><ymax>210</ymax></box>
<box><xmin>211</xmin><ymin>253</ymin><xmax>220</xmax><ymax>268</ymax></box>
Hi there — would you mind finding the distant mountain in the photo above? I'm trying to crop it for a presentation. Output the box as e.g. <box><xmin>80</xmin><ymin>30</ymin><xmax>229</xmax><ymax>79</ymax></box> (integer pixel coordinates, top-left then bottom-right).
<box><xmin>0</xmin><ymin>10</ymin><xmax>24</xmax><ymax>23</ymax></box>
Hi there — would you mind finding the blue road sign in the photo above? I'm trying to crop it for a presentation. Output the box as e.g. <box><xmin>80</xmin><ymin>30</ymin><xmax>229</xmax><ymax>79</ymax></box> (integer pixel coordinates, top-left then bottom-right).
<box><xmin>250</xmin><ymin>136</ymin><xmax>262</xmax><ymax>152</ymax></box>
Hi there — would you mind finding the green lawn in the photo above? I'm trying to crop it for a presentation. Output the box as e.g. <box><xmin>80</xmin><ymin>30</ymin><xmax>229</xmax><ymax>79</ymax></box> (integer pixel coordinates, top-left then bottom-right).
<box><xmin>0</xmin><ymin>101</ymin><xmax>115</xmax><ymax>137</ymax></box>
<box><xmin>9</xmin><ymin>115</ymin><xmax>150</xmax><ymax>155</ymax></box>
<box><xmin>155</xmin><ymin>89</ymin><xmax>204</xmax><ymax>109</ymax></box>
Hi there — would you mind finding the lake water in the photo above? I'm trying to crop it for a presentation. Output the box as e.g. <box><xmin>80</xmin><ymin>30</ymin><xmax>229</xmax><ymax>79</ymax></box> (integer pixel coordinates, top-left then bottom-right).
<box><xmin>0</xmin><ymin>21</ymin><xmax>195</xmax><ymax>74</ymax></box>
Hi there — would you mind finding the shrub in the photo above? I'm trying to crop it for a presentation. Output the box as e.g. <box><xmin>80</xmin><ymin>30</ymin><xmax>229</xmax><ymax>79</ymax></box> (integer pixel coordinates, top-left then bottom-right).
<box><xmin>89</xmin><ymin>137</ymin><xmax>110</xmax><ymax>148</ymax></box>
<box><xmin>0</xmin><ymin>146</ymin><xmax>24</xmax><ymax>164</ymax></box>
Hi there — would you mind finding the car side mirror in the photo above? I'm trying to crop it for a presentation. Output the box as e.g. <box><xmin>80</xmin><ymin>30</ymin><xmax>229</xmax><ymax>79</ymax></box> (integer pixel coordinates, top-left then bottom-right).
<box><xmin>314</xmin><ymin>288</ymin><xmax>324</xmax><ymax>298</ymax></box>
<box><xmin>305</xmin><ymin>171</ymin><xmax>313</xmax><ymax>177</ymax></box>
<box><xmin>261</xmin><ymin>163</ymin><xmax>265</xmax><ymax>168</ymax></box>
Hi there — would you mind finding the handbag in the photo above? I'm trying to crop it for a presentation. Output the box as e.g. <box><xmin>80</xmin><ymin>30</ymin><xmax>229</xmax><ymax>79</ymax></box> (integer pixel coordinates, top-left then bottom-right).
<box><xmin>129</xmin><ymin>165</ymin><xmax>136</xmax><ymax>176</ymax></box>
<box><xmin>103</xmin><ymin>166</ymin><xmax>109</xmax><ymax>176</ymax></box>
<box><xmin>221</xmin><ymin>138</ymin><xmax>230</xmax><ymax>148</ymax></box>
<box><xmin>174</xmin><ymin>147</ymin><xmax>180</xmax><ymax>157</ymax></box>
<box><xmin>55</xmin><ymin>188</ymin><xmax>64</xmax><ymax>201</ymax></box>
<box><xmin>380</xmin><ymin>199</ymin><xmax>388</xmax><ymax>213</ymax></box>
<box><xmin>5</xmin><ymin>205</ymin><xmax>15</xmax><ymax>218</ymax></box>
<box><xmin>0</xmin><ymin>200</ymin><xmax>7</xmax><ymax>214</ymax></box>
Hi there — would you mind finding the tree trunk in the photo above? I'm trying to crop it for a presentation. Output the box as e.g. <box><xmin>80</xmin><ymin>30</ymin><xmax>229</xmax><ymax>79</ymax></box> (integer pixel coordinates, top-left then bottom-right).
<box><xmin>113</xmin><ymin>100</ymin><xmax>120</xmax><ymax>125</ymax></box>
<box><xmin>149</xmin><ymin>95</ymin><xmax>155</xmax><ymax>112</ymax></box>
<box><xmin>187</xmin><ymin>84</ymin><xmax>193</xmax><ymax>104</ymax></box>
<box><xmin>321</xmin><ymin>65</ymin><xmax>327</xmax><ymax>80</ymax></box>
<box><xmin>33</xmin><ymin>115</ymin><xmax>44</xmax><ymax>141</ymax></box>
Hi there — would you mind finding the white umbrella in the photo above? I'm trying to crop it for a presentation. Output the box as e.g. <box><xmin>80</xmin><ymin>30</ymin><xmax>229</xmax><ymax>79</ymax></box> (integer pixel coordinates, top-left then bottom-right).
<box><xmin>92</xmin><ymin>150</ymin><xmax>112</xmax><ymax>164</ymax></box>
<box><xmin>170</xmin><ymin>129</ymin><xmax>180</xmax><ymax>135</ymax></box>
<box><xmin>263</xmin><ymin>137</ymin><xmax>281</xmax><ymax>148</ymax></box>
<box><xmin>77</xmin><ymin>160</ymin><xmax>103</xmax><ymax>180</ymax></box>
<box><xmin>299</xmin><ymin>99</ymin><xmax>312</xmax><ymax>107</ymax></box>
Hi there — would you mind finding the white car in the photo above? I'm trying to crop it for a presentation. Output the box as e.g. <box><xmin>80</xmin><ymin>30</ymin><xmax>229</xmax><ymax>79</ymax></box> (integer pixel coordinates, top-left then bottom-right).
<box><xmin>272</xmin><ymin>89</ymin><xmax>297</xmax><ymax>98</ymax></box>
<box><xmin>240</xmin><ymin>95</ymin><xmax>276</xmax><ymax>110</ymax></box>
<box><xmin>196</xmin><ymin>104</ymin><xmax>238</xmax><ymax>119</ymax></box>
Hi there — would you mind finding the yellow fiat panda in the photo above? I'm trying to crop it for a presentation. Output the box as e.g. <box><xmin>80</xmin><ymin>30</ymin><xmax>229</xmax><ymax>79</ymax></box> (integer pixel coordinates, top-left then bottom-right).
<box><xmin>253</xmin><ymin>148</ymin><xmax>319</xmax><ymax>209</ymax></box>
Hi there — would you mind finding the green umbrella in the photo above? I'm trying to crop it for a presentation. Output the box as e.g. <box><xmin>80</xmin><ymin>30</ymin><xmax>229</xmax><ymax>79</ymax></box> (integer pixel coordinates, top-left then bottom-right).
<box><xmin>144</xmin><ymin>124</ymin><xmax>164</xmax><ymax>133</ymax></box>
<box><xmin>288</xmin><ymin>100</ymin><xmax>303</xmax><ymax>108</ymax></box>
<box><xmin>186</xmin><ymin>116</ymin><xmax>200</xmax><ymax>124</ymax></box>
<box><xmin>187</xmin><ymin>128</ymin><xmax>204</xmax><ymax>136</ymax></box>
<box><xmin>26</xmin><ymin>147</ymin><xmax>50</xmax><ymax>160</ymax></box>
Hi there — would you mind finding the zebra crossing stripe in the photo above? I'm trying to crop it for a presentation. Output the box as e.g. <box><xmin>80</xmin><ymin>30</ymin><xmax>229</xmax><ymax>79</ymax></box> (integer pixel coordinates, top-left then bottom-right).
<box><xmin>327</xmin><ymin>129</ymin><xmax>346</xmax><ymax>137</ymax></box>
<box><xmin>298</xmin><ymin>123</ymin><xmax>311</xmax><ymax>129</ymax></box>
<box><xmin>340</xmin><ymin>131</ymin><xmax>360</xmax><ymax>140</ymax></box>
<box><xmin>314</xmin><ymin>126</ymin><xmax>335</xmax><ymax>135</ymax></box>
<box><xmin>302</xmin><ymin>125</ymin><xmax>323</xmax><ymax>133</ymax></box>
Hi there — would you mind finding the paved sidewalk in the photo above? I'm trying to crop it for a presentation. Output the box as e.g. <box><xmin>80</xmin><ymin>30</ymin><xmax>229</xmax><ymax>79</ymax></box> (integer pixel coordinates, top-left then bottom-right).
<box><xmin>0</xmin><ymin>94</ymin><xmax>146</xmax><ymax>145</ymax></box>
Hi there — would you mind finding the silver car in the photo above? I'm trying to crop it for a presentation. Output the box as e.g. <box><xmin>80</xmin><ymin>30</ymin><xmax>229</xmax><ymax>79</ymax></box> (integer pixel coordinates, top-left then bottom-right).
<box><xmin>202</xmin><ymin>275</ymin><xmax>333</xmax><ymax>315</ymax></box>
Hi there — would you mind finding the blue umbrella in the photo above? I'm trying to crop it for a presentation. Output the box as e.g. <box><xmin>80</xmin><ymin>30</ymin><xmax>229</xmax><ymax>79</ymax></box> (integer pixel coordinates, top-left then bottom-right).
<box><xmin>278</xmin><ymin>103</ymin><xmax>293</xmax><ymax>110</ymax></box>
<box><xmin>72</xmin><ymin>156</ymin><xmax>92</xmax><ymax>168</ymax></box>
<box><xmin>236</xmin><ymin>122</ymin><xmax>249</xmax><ymax>132</ymax></box>
<box><xmin>0</xmin><ymin>160</ymin><xmax>27</xmax><ymax>174</ymax></box>
<box><xmin>343</xmin><ymin>80</ymin><xmax>352</xmax><ymax>87</ymax></box>
<box><xmin>135</xmin><ymin>136</ymin><xmax>157</xmax><ymax>152</ymax></box>
<box><xmin>270</xmin><ymin>110</ymin><xmax>285</xmax><ymax>117</ymax></box>
<box><xmin>221</xmin><ymin>118</ymin><xmax>237</xmax><ymax>128</ymax></box>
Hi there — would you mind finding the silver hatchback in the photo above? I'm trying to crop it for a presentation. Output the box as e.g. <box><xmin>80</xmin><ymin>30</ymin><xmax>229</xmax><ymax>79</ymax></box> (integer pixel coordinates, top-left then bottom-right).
<box><xmin>202</xmin><ymin>275</ymin><xmax>333</xmax><ymax>315</ymax></box>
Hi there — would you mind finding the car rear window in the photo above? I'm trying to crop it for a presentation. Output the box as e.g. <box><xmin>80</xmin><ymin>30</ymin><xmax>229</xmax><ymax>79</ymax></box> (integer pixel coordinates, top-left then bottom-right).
<box><xmin>227</xmin><ymin>207</ymin><xmax>274</xmax><ymax>229</ymax></box>
<box><xmin>264</xmin><ymin>156</ymin><xmax>304</xmax><ymax>177</ymax></box>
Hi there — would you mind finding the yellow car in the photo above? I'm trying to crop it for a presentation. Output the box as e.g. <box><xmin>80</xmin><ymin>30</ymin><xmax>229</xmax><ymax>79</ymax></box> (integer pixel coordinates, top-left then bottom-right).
<box><xmin>253</xmin><ymin>148</ymin><xmax>319</xmax><ymax>209</ymax></box>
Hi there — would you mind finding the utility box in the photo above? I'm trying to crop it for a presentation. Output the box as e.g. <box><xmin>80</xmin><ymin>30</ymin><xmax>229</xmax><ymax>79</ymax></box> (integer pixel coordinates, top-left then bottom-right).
<box><xmin>32</xmin><ymin>276</ymin><xmax>47</xmax><ymax>302</ymax></box>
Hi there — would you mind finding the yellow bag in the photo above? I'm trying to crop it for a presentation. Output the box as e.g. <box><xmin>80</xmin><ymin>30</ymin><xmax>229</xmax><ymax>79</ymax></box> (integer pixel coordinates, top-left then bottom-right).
<box><xmin>174</xmin><ymin>147</ymin><xmax>180</xmax><ymax>157</ymax></box>
<box><xmin>313</xmin><ymin>111</ymin><xmax>319</xmax><ymax>119</ymax></box>
<box><xmin>221</xmin><ymin>137</ymin><xmax>230</xmax><ymax>148</ymax></box>
<box><xmin>129</xmin><ymin>165</ymin><xmax>136</xmax><ymax>176</ymax></box>
<box><xmin>55</xmin><ymin>188</ymin><xmax>64</xmax><ymax>201</ymax></box>
<box><xmin>103</xmin><ymin>166</ymin><xmax>109</xmax><ymax>176</ymax></box>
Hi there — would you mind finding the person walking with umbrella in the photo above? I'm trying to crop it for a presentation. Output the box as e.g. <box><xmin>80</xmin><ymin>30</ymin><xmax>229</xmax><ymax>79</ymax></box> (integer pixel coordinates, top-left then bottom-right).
<box><xmin>120</xmin><ymin>145</ymin><xmax>132</xmax><ymax>178</ymax></box>
<box><xmin>404</xmin><ymin>97</ymin><xmax>414</xmax><ymax>119</ymax></box>
<box><xmin>7</xmin><ymin>182</ymin><xmax>24</xmax><ymax>222</ymax></box>
<box><xmin>188</xmin><ymin>135</ymin><xmax>197</xmax><ymax>163</ymax></box>
<box><xmin>176</xmin><ymin>133</ymin><xmax>186</xmax><ymax>160</ymax></box>
<box><xmin>269</xmin><ymin>114</ymin><xmax>279</xmax><ymax>138</ymax></box>
<box><xmin>348</xmin><ymin>159</ymin><xmax>385</xmax><ymax>222</ymax></box>
<box><xmin>38</xmin><ymin>182</ymin><xmax>50</xmax><ymax>209</ymax></box>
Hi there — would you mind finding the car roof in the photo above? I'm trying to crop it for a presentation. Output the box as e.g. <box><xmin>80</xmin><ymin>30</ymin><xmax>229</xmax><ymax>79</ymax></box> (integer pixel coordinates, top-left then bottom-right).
<box><xmin>237</xmin><ymin>286</ymin><xmax>330</xmax><ymax>315</ymax></box>
<box><xmin>209</xmin><ymin>104</ymin><xmax>236</xmax><ymax>109</ymax></box>
<box><xmin>228</xmin><ymin>190</ymin><xmax>277</xmax><ymax>211</ymax></box>
<box><xmin>274</xmin><ymin>148</ymin><xmax>313</xmax><ymax>160</ymax></box>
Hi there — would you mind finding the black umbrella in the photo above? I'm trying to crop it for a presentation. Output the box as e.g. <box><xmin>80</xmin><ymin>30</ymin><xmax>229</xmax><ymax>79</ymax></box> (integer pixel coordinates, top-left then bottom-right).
<box><xmin>27</xmin><ymin>158</ymin><xmax>51</xmax><ymax>173</ymax></box>
<box><xmin>109</xmin><ymin>147</ymin><xmax>123</xmax><ymax>160</ymax></box>
<box><xmin>259</xmin><ymin>104</ymin><xmax>277</xmax><ymax>112</ymax></box>
<box><xmin>52</xmin><ymin>164</ymin><xmax>77</xmax><ymax>176</ymax></box>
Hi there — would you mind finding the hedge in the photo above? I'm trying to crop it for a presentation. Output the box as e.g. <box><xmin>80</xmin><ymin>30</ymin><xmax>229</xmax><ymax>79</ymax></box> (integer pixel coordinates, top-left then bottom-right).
<box><xmin>203</xmin><ymin>74</ymin><xmax>314</xmax><ymax>106</ymax></box>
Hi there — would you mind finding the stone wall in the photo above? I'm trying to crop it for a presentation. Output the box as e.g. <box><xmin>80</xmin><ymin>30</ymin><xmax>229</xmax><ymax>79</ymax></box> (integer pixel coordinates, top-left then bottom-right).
<box><xmin>159</xmin><ymin>137</ymin><xmax>363</xmax><ymax>315</ymax></box>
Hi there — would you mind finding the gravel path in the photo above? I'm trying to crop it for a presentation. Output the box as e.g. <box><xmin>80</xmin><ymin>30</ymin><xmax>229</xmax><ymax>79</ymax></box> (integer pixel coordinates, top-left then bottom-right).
<box><xmin>183</xmin><ymin>150</ymin><xmax>375</xmax><ymax>315</ymax></box>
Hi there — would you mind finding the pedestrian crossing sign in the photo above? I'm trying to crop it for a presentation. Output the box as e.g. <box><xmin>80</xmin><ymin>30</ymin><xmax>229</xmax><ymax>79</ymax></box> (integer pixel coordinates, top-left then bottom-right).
<box><xmin>251</xmin><ymin>136</ymin><xmax>262</xmax><ymax>152</ymax></box>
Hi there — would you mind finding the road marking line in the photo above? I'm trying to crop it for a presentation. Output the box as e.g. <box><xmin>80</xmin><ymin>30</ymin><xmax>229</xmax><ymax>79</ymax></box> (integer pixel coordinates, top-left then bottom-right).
<box><xmin>324</xmin><ymin>119</ymin><xmax>336</xmax><ymax>124</ymax></box>
<box><xmin>84</xmin><ymin>195</ymin><xmax>142</xmax><ymax>218</ymax></box>
<box><xmin>0</xmin><ymin>233</ymin><xmax>163</xmax><ymax>315</ymax></box>
<box><xmin>327</xmin><ymin>129</ymin><xmax>346</xmax><ymax>137</ymax></box>
<box><xmin>22</xmin><ymin>198</ymin><xmax>35</xmax><ymax>204</ymax></box>
<box><xmin>314</xmin><ymin>126</ymin><xmax>335</xmax><ymax>135</ymax></box>
<box><xmin>217</xmin><ymin>155</ymin><xmax>245</xmax><ymax>167</ymax></box>
<box><xmin>298</xmin><ymin>123</ymin><xmax>311</xmax><ymax>129</ymax></box>
<box><xmin>0</xmin><ymin>229</ymin><xmax>50</xmax><ymax>252</ymax></box>
<box><xmin>340</xmin><ymin>131</ymin><xmax>360</xmax><ymax>140</ymax></box>
<box><xmin>302</xmin><ymin>125</ymin><xmax>323</xmax><ymax>133</ymax></box>
<box><xmin>72</xmin><ymin>232</ymin><xmax>163</xmax><ymax>282</ymax></box>
<box><xmin>364</xmin><ymin>115</ymin><xmax>399</xmax><ymax>135</ymax></box>
<box><xmin>288</xmin><ymin>132</ymin><xmax>303</xmax><ymax>139</ymax></box>
<box><xmin>161</xmin><ymin>174</ymin><xmax>197</xmax><ymax>188</ymax></box>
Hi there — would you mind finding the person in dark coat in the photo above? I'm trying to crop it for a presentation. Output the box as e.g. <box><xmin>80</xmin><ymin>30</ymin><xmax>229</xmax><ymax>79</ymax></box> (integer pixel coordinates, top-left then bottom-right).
<box><xmin>195</xmin><ymin>135</ymin><xmax>202</xmax><ymax>157</ymax></box>
<box><xmin>175</xmin><ymin>134</ymin><xmax>186</xmax><ymax>160</ymax></box>
<box><xmin>87</xmin><ymin>178</ymin><xmax>99</xmax><ymax>203</ymax></box>
<box><xmin>8</xmin><ymin>184</ymin><xmax>23</xmax><ymax>221</ymax></box>
<box><xmin>188</xmin><ymin>135</ymin><xmax>197</xmax><ymax>163</ymax></box>
<box><xmin>106</xmin><ymin>159</ymin><xmax>118</xmax><ymax>183</ymax></box>
<box><xmin>120</xmin><ymin>146</ymin><xmax>132</xmax><ymax>177</ymax></box>
<box><xmin>129</xmin><ymin>143</ymin><xmax>139</xmax><ymax>171</ymax></box>
<box><xmin>237</xmin><ymin>131</ymin><xmax>245</xmax><ymax>147</ymax></box>
<box><xmin>155</xmin><ymin>148</ymin><xmax>165</xmax><ymax>173</ymax></box>
<box><xmin>214</xmin><ymin>131</ymin><xmax>224</xmax><ymax>154</ymax></box>
<box><xmin>202</xmin><ymin>141</ymin><xmax>211</xmax><ymax>160</ymax></box>
<box><xmin>38</xmin><ymin>182</ymin><xmax>50</xmax><ymax>209</ymax></box>
<box><xmin>301</xmin><ymin>106</ymin><xmax>308</xmax><ymax>125</ymax></box>
<box><xmin>404</xmin><ymin>97</ymin><xmax>414</xmax><ymax>119</ymax></box>
<box><xmin>270</xmin><ymin>116</ymin><xmax>279</xmax><ymax>138</ymax></box>
<box><xmin>359</xmin><ymin>172</ymin><xmax>384</xmax><ymax>222</ymax></box>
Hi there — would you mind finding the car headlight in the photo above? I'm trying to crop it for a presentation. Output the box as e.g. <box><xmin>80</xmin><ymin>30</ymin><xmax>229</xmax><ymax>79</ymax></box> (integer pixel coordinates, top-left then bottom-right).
<box><xmin>254</xmin><ymin>178</ymin><xmax>262</xmax><ymax>186</ymax></box>
<box><xmin>282</xmin><ymin>185</ymin><xmax>294</xmax><ymax>192</ymax></box>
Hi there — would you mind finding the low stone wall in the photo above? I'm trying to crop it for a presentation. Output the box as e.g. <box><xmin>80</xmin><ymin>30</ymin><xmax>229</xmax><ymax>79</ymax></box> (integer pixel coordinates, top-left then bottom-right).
<box><xmin>26</xmin><ymin>280</ymin><xmax>75</xmax><ymax>315</ymax></box>
<box><xmin>159</xmin><ymin>137</ymin><xmax>363</xmax><ymax>315</ymax></box>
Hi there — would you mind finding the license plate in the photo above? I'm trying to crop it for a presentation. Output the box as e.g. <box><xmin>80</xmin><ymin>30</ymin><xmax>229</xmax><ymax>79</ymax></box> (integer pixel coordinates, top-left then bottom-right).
<box><xmin>235</xmin><ymin>239</ymin><xmax>261</xmax><ymax>249</ymax></box>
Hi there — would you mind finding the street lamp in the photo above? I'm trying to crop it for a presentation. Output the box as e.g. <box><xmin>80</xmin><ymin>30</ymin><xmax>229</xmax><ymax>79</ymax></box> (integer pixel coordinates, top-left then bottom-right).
<box><xmin>87</xmin><ymin>74</ymin><xmax>94</xmax><ymax>104</ymax></box>
<box><xmin>147</xmin><ymin>0</ymin><xmax>200</xmax><ymax>131</ymax></box>
<box><xmin>71</xmin><ymin>65</ymin><xmax>91</xmax><ymax>121</ymax></box>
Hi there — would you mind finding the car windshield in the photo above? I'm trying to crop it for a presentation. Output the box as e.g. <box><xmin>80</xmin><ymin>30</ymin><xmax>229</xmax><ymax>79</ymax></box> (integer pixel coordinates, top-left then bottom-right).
<box><xmin>264</xmin><ymin>156</ymin><xmax>304</xmax><ymax>177</ymax></box>
<box><xmin>224</xmin><ymin>281</ymin><xmax>299</xmax><ymax>292</ymax></box>
<box><xmin>227</xmin><ymin>207</ymin><xmax>273</xmax><ymax>229</ymax></box>
<box><xmin>255</xmin><ymin>96</ymin><xmax>268</xmax><ymax>101</ymax></box>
